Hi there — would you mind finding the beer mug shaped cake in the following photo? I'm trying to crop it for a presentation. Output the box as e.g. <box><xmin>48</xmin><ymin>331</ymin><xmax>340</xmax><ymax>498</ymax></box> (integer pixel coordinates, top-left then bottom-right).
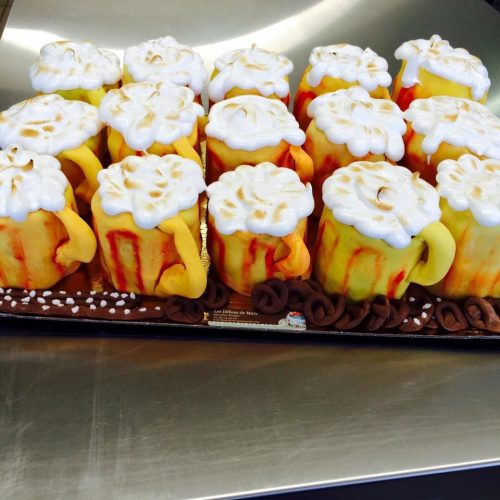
<box><xmin>393</xmin><ymin>34</ymin><xmax>490</xmax><ymax>111</ymax></box>
<box><xmin>123</xmin><ymin>36</ymin><xmax>208</xmax><ymax>104</ymax></box>
<box><xmin>205</xmin><ymin>95</ymin><xmax>313</xmax><ymax>184</ymax></box>
<box><xmin>0</xmin><ymin>94</ymin><xmax>104</xmax><ymax>204</ymax></box>
<box><xmin>314</xmin><ymin>162</ymin><xmax>456</xmax><ymax>302</ymax></box>
<box><xmin>92</xmin><ymin>154</ymin><xmax>207</xmax><ymax>298</ymax></box>
<box><xmin>29</xmin><ymin>41</ymin><xmax>121</xmax><ymax>106</ymax></box>
<box><xmin>431</xmin><ymin>155</ymin><xmax>500</xmax><ymax>299</ymax></box>
<box><xmin>208</xmin><ymin>45</ymin><xmax>293</xmax><ymax>106</ymax></box>
<box><xmin>0</xmin><ymin>145</ymin><xmax>96</xmax><ymax>289</ymax></box>
<box><xmin>99</xmin><ymin>81</ymin><xmax>204</xmax><ymax>165</ymax></box>
<box><xmin>207</xmin><ymin>163</ymin><xmax>314</xmax><ymax>296</ymax></box>
<box><xmin>293</xmin><ymin>44</ymin><xmax>392</xmax><ymax>130</ymax></box>
<box><xmin>305</xmin><ymin>87</ymin><xmax>406</xmax><ymax>215</ymax></box>
<box><xmin>403</xmin><ymin>96</ymin><xmax>500</xmax><ymax>184</ymax></box>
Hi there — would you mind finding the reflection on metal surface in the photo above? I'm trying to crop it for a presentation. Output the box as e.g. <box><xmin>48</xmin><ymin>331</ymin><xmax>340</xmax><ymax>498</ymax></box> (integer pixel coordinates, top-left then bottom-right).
<box><xmin>0</xmin><ymin>0</ymin><xmax>499</xmax><ymax>112</ymax></box>
<box><xmin>191</xmin><ymin>0</ymin><xmax>360</xmax><ymax>65</ymax></box>
<box><xmin>1</xmin><ymin>332</ymin><xmax>500</xmax><ymax>498</ymax></box>
<box><xmin>3</xmin><ymin>27</ymin><xmax>61</xmax><ymax>53</ymax></box>
<box><xmin>3</xmin><ymin>0</ymin><xmax>361</xmax><ymax>64</ymax></box>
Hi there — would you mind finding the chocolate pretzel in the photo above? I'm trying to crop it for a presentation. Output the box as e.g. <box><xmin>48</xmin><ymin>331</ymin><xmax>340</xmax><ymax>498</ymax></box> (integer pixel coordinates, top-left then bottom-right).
<box><xmin>364</xmin><ymin>295</ymin><xmax>391</xmax><ymax>331</ymax></box>
<box><xmin>464</xmin><ymin>297</ymin><xmax>500</xmax><ymax>333</ymax></box>
<box><xmin>334</xmin><ymin>300</ymin><xmax>370</xmax><ymax>330</ymax></box>
<box><xmin>164</xmin><ymin>296</ymin><xmax>205</xmax><ymax>324</ymax></box>
<box><xmin>286</xmin><ymin>279</ymin><xmax>314</xmax><ymax>311</ymax></box>
<box><xmin>303</xmin><ymin>293</ymin><xmax>345</xmax><ymax>327</ymax></box>
<box><xmin>382</xmin><ymin>299</ymin><xmax>410</xmax><ymax>329</ymax></box>
<box><xmin>435</xmin><ymin>301</ymin><xmax>468</xmax><ymax>332</ymax></box>
<box><xmin>399</xmin><ymin>286</ymin><xmax>434</xmax><ymax>332</ymax></box>
<box><xmin>251</xmin><ymin>279</ymin><xmax>289</xmax><ymax>314</ymax></box>
<box><xmin>201</xmin><ymin>277</ymin><xmax>231</xmax><ymax>309</ymax></box>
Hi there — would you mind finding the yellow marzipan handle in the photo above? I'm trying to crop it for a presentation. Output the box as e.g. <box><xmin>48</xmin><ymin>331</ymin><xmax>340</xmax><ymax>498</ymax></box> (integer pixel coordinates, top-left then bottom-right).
<box><xmin>289</xmin><ymin>145</ymin><xmax>314</xmax><ymax>184</ymax></box>
<box><xmin>86</xmin><ymin>87</ymin><xmax>107</xmax><ymax>106</ymax></box>
<box><xmin>59</xmin><ymin>145</ymin><xmax>103</xmax><ymax>202</ymax></box>
<box><xmin>275</xmin><ymin>230</ymin><xmax>310</xmax><ymax>278</ymax></box>
<box><xmin>408</xmin><ymin>221</ymin><xmax>456</xmax><ymax>286</ymax></box>
<box><xmin>173</xmin><ymin>137</ymin><xmax>203</xmax><ymax>167</ymax></box>
<box><xmin>156</xmin><ymin>216</ymin><xmax>207</xmax><ymax>298</ymax></box>
<box><xmin>54</xmin><ymin>207</ymin><xmax>97</xmax><ymax>267</ymax></box>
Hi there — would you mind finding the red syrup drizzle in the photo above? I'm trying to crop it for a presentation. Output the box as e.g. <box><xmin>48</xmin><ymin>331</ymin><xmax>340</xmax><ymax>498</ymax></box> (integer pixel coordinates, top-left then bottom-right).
<box><xmin>106</xmin><ymin>230</ymin><xmax>145</xmax><ymax>293</ymax></box>
<box><xmin>341</xmin><ymin>247</ymin><xmax>379</xmax><ymax>296</ymax></box>
<box><xmin>0</xmin><ymin>226</ymin><xmax>7</xmax><ymax>285</ymax></box>
<box><xmin>387</xmin><ymin>270</ymin><xmax>406</xmax><ymax>299</ymax></box>
<box><xmin>318</xmin><ymin>155</ymin><xmax>340</xmax><ymax>184</ymax></box>
<box><xmin>395</xmin><ymin>86</ymin><xmax>416</xmax><ymax>111</ymax></box>
<box><xmin>242</xmin><ymin>238</ymin><xmax>258</xmax><ymax>286</ymax></box>
<box><xmin>206</xmin><ymin>149</ymin><xmax>226</xmax><ymax>184</ymax></box>
<box><xmin>275</xmin><ymin>148</ymin><xmax>292</xmax><ymax>168</ymax></box>
<box><xmin>265</xmin><ymin>246</ymin><xmax>276</xmax><ymax>279</ymax></box>
<box><xmin>11</xmin><ymin>230</ymin><xmax>30</xmax><ymax>289</ymax></box>
<box><xmin>210</xmin><ymin>228</ymin><xmax>226</xmax><ymax>283</ymax></box>
<box><xmin>293</xmin><ymin>90</ymin><xmax>317</xmax><ymax>120</ymax></box>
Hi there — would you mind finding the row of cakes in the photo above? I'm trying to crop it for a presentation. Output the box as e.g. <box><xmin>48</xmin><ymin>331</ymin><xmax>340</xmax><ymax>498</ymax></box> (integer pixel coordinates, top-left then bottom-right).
<box><xmin>26</xmin><ymin>34</ymin><xmax>491</xmax><ymax>112</ymax></box>
<box><xmin>1</xmin><ymin>83</ymin><xmax>499</xmax><ymax>213</ymax></box>
<box><xmin>0</xmin><ymin>144</ymin><xmax>497</xmax><ymax>303</ymax></box>
<box><xmin>1</xmin><ymin>36</ymin><xmax>498</xmax><ymax>198</ymax></box>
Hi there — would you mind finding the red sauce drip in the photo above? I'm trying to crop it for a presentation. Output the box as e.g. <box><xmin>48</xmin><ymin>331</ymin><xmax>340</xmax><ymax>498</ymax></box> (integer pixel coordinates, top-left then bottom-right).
<box><xmin>206</xmin><ymin>149</ymin><xmax>226</xmax><ymax>184</ymax></box>
<box><xmin>319</xmin><ymin>155</ymin><xmax>340</xmax><ymax>183</ymax></box>
<box><xmin>293</xmin><ymin>90</ymin><xmax>317</xmax><ymax>119</ymax></box>
<box><xmin>210</xmin><ymin>226</ymin><xmax>226</xmax><ymax>283</ymax></box>
<box><xmin>313</xmin><ymin>222</ymin><xmax>327</xmax><ymax>262</ymax></box>
<box><xmin>341</xmin><ymin>247</ymin><xmax>364</xmax><ymax>294</ymax></box>
<box><xmin>106</xmin><ymin>229</ymin><xmax>145</xmax><ymax>293</ymax></box>
<box><xmin>370</xmin><ymin>255</ymin><xmax>383</xmax><ymax>296</ymax></box>
<box><xmin>11</xmin><ymin>231</ymin><xmax>30</xmax><ymax>288</ymax></box>
<box><xmin>265</xmin><ymin>245</ymin><xmax>275</xmax><ymax>279</ymax></box>
<box><xmin>0</xmin><ymin>226</ymin><xmax>7</xmax><ymax>284</ymax></box>
<box><xmin>387</xmin><ymin>270</ymin><xmax>406</xmax><ymax>299</ymax></box>
<box><xmin>395</xmin><ymin>86</ymin><xmax>416</xmax><ymax>111</ymax></box>
<box><xmin>275</xmin><ymin>148</ymin><xmax>292</xmax><ymax>168</ymax></box>
<box><xmin>242</xmin><ymin>238</ymin><xmax>258</xmax><ymax>285</ymax></box>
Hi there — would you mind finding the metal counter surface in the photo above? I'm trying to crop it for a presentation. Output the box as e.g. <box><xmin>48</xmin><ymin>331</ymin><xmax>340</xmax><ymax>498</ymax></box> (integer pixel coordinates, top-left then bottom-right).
<box><xmin>2</xmin><ymin>328</ymin><xmax>500</xmax><ymax>499</ymax></box>
<box><xmin>0</xmin><ymin>0</ymin><xmax>500</xmax><ymax>111</ymax></box>
<box><xmin>0</xmin><ymin>0</ymin><xmax>500</xmax><ymax>498</ymax></box>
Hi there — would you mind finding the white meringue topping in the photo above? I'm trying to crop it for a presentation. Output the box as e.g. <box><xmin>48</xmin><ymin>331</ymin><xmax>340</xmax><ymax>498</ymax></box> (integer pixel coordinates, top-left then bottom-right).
<box><xmin>322</xmin><ymin>161</ymin><xmax>441</xmax><ymax>249</ymax></box>
<box><xmin>208</xmin><ymin>45</ymin><xmax>293</xmax><ymax>102</ymax></box>
<box><xmin>0</xmin><ymin>94</ymin><xmax>103</xmax><ymax>156</ymax></box>
<box><xmin>307</xmin><ymin>87</ymin><xmax>406</xmax><ymax>161</ymax></box>
<box><xmin>29</xmin><ymin>40</ymin><xmax>121</xmax><ymax>92</ymax></box>
<box><xmin>97</xmin><ymin>154</ymin><xmax>206</xmax><ymax>230</ymax></box>
<box><xmin>306</xmin><ymin>44</ymin><xmax>391</xmax><ymax>91</ymax></box>
<box><xmin>395</xmin><ymin>34</ymin><xmax>490</xmax><ymax>100</ymax></box>
<box><xmin>206</xmin><ymin>95</ymin><xmax>304</xmax><ymax>151</ymax></box>
<box><xmin>207</xmin><ymin>162</ymin><xmax>313</xmax><ymax>237</ymax></box>
<box><xmin>124</xmin><ymin>36</ymin><xmax>208</xmax><ymax>95</ymax></box>
<box><xmin>98</xmin><ymin>81</ymin><xmax>204</xmax><ymax>151</ymax></box>
<box><xmin>0</xmin><ymin>145</ymin><xmax>68</xmax><ymax>221</ymax></box>
<box><xmin>404</xmin><ymin>96</ymin><xmax>500</xmax><ymax>158</ymax></box>
<box><xmin>437</xmin><ymin>154</ymin><xmax>500</xmax><ymax>227</ymax></box>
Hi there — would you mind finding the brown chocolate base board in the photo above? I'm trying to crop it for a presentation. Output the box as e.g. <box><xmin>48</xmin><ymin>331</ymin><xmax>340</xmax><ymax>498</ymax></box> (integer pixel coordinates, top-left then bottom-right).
<box><xmin>0</xmin><ymin>262</ymin><xmax>497</xmax><ymax>341</ymax></box>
